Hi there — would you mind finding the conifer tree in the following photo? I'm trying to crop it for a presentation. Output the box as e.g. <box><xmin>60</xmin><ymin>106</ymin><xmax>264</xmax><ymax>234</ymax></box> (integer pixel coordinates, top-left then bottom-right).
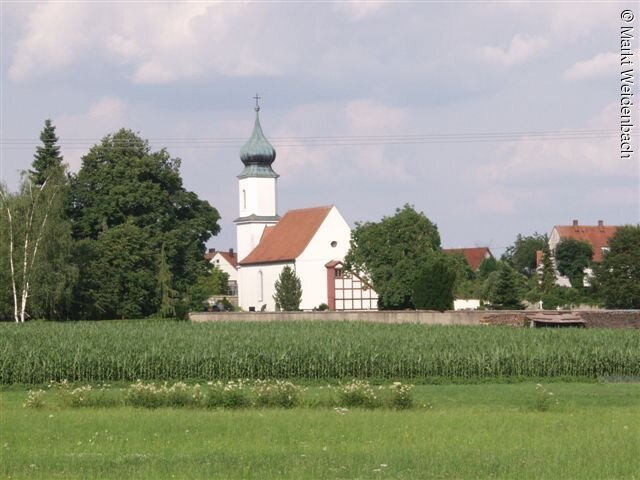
<box><xmin>273</xmin><ymin>266</ymin><xmax>302</xmax><ymax>311</ymax></box>
<box><xmin>158</xmin><ymin>243</ymin><xmax>177</xmax><ymax>317</ymax></box>
<box><xmin>490</xmin><ymin>263</ymin><xmax>525</xmax><ymax>310</ymax></box>
<box><xmin>540</xmin><ymin>242</ymin><xmax>556</xmax><ymax>294</ymax></box>
<box><xmin>30</xmin><ymin>119</ymin><xmax>63</xmax><ymax>186</ymax></box>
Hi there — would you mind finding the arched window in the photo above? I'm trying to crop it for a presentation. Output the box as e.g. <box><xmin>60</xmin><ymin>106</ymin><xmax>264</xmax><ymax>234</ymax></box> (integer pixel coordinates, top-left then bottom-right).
<box><xmin>257</xmin><ymin>270</ymin><xmax>263</xmax><ymax>302</ymax></box>
<box><xmin>242</xmin><ymin>189</ymin><xmax>247</xmax><ymax>210</ymax></box>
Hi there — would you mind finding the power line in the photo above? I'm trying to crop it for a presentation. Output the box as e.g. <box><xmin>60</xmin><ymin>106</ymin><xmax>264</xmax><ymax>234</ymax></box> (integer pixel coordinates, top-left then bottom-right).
<box><xmin>1</xmin><ymin>128</ymin><xmax>634</xmax><ymax>151</ymax></box>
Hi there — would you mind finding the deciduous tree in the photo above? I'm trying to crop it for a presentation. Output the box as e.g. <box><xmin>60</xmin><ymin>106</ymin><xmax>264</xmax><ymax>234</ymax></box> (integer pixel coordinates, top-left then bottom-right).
<box><xmin>502</xmin><ymin>233</ymin><xmax>547</xmax><ymax>277</ymax></box>
<box><xmin>554</xmin><ymin>238</ymin><xmax>593</xmax><ymax>289</ymax></box>
<box><xmin>596</xmin><ymin>225</ymin><xmax>640</xmax><ymax>309</ymax></box>
<box><xmin>69</xmin><ymin>129</ymin><xmax>221</xmax><ymax>319</ymax></box>
<box><xmin>344</xmin><ymin>204</ymin><xmax>441</xmax><ymax>309</ymax></box>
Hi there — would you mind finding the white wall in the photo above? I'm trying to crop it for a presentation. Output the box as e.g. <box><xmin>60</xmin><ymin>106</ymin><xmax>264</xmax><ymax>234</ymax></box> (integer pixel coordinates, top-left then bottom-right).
<box><xmin>236</xmin><ymin>222</ymin><xmax>273</xmax><ymax>262</ymax></box>
<box><xmin>209</xmin><ymin>253</ymin><xmax>237</xmax><ymax>282</ymax></box>
<box><xmin>238</xmin><ymin>262</ymin><xmax>292</xmax><ymax>311</ymax></box>
<box><xmin>295</xmin><ymin>206</ymin><xmax>351</xmax><ymax>310</ymax></box>
<box><xmin>238</xmin><ymin>176</ymin><xmax>277</xmax><ymax>218</ymax></box>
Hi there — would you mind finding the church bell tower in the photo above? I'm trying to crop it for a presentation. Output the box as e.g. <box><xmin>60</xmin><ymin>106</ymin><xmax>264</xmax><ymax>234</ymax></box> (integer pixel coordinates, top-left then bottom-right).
<box><xmin>234</xmin><ymin>96</ymin><xmax>280</xmax><ymax>262</ymax></box>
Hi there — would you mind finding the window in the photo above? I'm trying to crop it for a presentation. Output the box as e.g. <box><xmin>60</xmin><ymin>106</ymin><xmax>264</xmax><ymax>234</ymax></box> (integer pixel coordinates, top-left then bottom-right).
<box><xmin>257</xmin><ymin>270</ymin><xmax>263</xmax><ymax>302</ymax></box>
<box><xmin>242</xmin><ymin>190</ymin><xmax>247</xmax><ymax>210</ymax></box>
<box><xmin>330</xmin><ymin>241</ymin><xmax>337</xmax><ymax>248</ymax></box>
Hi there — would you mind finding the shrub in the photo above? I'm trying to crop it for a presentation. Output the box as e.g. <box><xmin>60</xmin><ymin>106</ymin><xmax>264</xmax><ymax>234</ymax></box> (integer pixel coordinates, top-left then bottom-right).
<box><xmin>23</xmin><ymin>389</ymin><xmax>46</xmax><ymax>408</ymax></box>
<box><xmin>534</xmin><ymin>383</ymin><xmax>557</xmax><ymax>412</ymax></box>
<box><xmin>254</xmin><ymin>380</ymin><xmax>303</xmax><ymax>408</ymax></box>
<box><xmin>204</xmin><ymin>380</ymin><xmax>251</xmax><ymax>409</ymax></box>
<box><xmin>337</xmin><ymin>380</ymin><xmax>381</xmax><ymax>408</ymax></box>
<box><xmin>388</xmin><ymin>382</ymin><xmax>414</xmax><ymax>409</ymax></box>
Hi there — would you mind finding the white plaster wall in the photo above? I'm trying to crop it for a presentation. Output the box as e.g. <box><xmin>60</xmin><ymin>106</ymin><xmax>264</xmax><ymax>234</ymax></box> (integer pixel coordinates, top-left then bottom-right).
<box><xmin>238</xmin><ymin>177</ymin><xmax>277</xmax><ymax>218</ymax></box>
<box><xmin>236</xmin><ymin>222</ymin><xmax>274</xmax><ymax>262</ymax></box>
<box><xmin>295</xmin><ymin>206</ymin><xmax>352</xmax><ymax>310</ymax></box>
<box><xmin>453</xmin><ymin>299</ymin><xmax>481</xmax><ymax>311</ymax></box>
<box><xmin>209</xmin><ymin>253</ymin><xmax>237</xmax><ymax>282</ymax></box>
<box><xmin>238</xmin><ymin>262</ymin><xmax>292</xmax><ymax>311</ymax></box>
<box><xmin>548</xmin><ymin>228</ymin><xmax>561</xmax><ymax>252</ymax></box>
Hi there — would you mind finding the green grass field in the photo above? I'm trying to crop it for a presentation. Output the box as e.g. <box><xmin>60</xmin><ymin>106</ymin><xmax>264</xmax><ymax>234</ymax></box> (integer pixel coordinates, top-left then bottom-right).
<box><xmin>2</xmin><ymin>383</ymin><xmax>640</xmax><ymax>479</ymax></box>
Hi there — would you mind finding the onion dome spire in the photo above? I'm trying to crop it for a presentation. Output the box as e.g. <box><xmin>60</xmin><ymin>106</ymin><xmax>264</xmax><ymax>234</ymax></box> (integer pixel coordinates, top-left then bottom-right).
<box><xmin>238</xmin><ymin>95</ymin><xmax>278</xmax><ymax>179</ymax></box>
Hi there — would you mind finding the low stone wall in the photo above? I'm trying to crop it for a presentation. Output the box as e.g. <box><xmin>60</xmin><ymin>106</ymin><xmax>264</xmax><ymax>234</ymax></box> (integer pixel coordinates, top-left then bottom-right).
<box><xmin>189</xmin><ymin>309</ymin><xmax>640</xmax><ymax>328</ymax></box>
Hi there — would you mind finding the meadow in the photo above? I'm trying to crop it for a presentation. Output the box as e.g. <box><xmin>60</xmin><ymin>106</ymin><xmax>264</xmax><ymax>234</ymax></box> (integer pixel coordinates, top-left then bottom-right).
<box><xmin>2</xmin><ymin>320</ymin><xmax>640</xmax><ymax>384</ymax></box>
<box><xmin>2</xmin><ymin>383</ymin><xmax>639</xmax><ymax>479</ymax></box>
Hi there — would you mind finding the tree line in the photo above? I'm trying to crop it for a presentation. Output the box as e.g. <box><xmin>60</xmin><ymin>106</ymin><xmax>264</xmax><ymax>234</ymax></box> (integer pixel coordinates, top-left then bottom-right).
<box><xmin>344</xmin><ymin>205</ymin><xmax>640</xmax><ymax>311</ymax></box>
<box><xmin>0</xmin><ymin>120</ymin><xmax>223</xmax><ymax>321</ymax></box>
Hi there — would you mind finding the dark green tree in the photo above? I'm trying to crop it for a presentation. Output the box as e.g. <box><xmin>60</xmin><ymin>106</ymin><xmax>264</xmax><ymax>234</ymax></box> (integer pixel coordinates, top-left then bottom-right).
<box><xmin>187</xmin><ymin>266</ymin><xmax>230</xmax><ymax>310</ymax></box>
<box><xmin>489</xmin><ymin>263</ymin><xmax>525</xmax><ymax>310</ymax></box>
<box><xmin>344</xmin><ymin>204</ymin><xmax>441</xmax><ymax>309</ymax></box>
<box><xmin>502</xmin><ymin>233</ymin><xmax>547</xmax><ymax>277</ymax></box>
<box><xmin>273</xmin><ymin>265</ymin><xmax>302</xmax><ymax>311</ymax></box>
<box><xmin>158</xmin><ymin>243</ymin><xmax>178</xmax><ymax>318</ymax></box>
<box><xmin>412</xmin><ymin>254</ymin><xmax>457</xmax><ymax>311</ymax></box>
<box><xmin>540</xmin><ymin>242</ymin><xmax>556</xmax><ymax>295</ymax></box>
<box><xmin>554</xmin><ymin>238</ymin><xmax>593</xmax><ymax>289</ymax></box>
<box><xmin>595</xmin><ymin>225</ymin><xmax>640</xmax><ymax>309</ymax></box>
<box><xmin>30</xmin><ymin>119</ymin><xmax>64</xmax><ymax>187</ymax></box>
<box><xmin>477</xmin><ymin>256</ymin><xmax>499</xmax><ymax>279</ymax></box>
<box><xmin>69</xmin><ymin>129</ymin><xmax>221</xmax><ymax>319</ymax></box>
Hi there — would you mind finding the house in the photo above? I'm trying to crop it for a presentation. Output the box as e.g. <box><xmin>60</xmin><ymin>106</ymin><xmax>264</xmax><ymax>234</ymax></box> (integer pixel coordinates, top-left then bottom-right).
<box><xmin>542</xmin><ymin>219</ymin><xmax>620</xmax><ymax>287</ymax></box>
<box><xmin>443</xmin><ymin>247</ymin><xmax>493</xmax><ymax>271</ymax></box>
<box><xmin>204</xmin><ymin>248</ymin><xmax>238</xmax><ymax>295</ymax></box>
<box><xmin>549</xmin><ymin>220</ymin><xmax>618</xmax><ymax>262</ymax></box>
<box><xmin>229</xmin><ymin>100</ymin><xmax>374</xmax><ymax>311</ymax></box>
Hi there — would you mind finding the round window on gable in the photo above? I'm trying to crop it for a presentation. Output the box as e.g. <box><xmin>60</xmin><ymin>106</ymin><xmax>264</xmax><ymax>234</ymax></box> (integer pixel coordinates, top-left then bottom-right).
<box><xmin>330</xmin><ymin>241</ymin><xmax>337</xmax><ymax>248</ymax></box>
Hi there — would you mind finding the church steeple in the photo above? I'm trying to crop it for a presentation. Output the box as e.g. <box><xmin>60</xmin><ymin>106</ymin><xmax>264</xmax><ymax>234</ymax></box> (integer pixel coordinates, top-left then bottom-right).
<box><xmin>238</xmin><ymin>95</ymin><xmax>278</xmax><ymax>178</ymax></box>
<box><xmin>234</xmin><ymin>95</ymin><xmax>280</xmax><ymax>263</ymax></box>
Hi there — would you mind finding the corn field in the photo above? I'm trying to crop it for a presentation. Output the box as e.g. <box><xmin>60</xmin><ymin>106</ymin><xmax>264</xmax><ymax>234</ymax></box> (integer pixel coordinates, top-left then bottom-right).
<box><xmin>1</xmin><ymin>321</ymin><xmax>639</xmax><ymax>384</ymax></box>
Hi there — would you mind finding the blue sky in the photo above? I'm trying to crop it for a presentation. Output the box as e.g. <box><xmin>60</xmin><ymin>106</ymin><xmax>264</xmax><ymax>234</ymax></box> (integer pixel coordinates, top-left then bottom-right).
<box><xmin>1</xmin><ymin>1</ymin><xmax>638</xmax><ymax>256</ymax></box>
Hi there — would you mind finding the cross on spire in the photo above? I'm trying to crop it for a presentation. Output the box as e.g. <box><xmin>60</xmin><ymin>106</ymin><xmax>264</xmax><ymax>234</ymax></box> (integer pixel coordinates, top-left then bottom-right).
<box><xmin>253</xmin><ymin>94</ymin><xmax>261</xmax><ymax>112</ymax></box>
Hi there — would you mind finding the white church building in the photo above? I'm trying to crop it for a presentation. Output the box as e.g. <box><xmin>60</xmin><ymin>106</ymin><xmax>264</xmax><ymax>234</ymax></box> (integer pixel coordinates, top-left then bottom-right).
<box><xmin>231</xmin><ymin>101</ymin><xmax>377</xmax><ymax>311</ymax></box>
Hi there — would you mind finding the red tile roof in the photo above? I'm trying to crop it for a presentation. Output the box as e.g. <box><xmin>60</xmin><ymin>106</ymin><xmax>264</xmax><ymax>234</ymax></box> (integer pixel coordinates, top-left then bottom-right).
<box><xmin>204</xmin><ymin>249</ymin><xmax>238</xmax><ymax>269</ymax></box>
<box><xmin>239</xmin><ymin>206</ymin><xmax>333</xmax><ymax>265</ymax></box>
<box><xmin>219</xmin><ymin>251</ymin><xmax>238</xmax><ymax>269</ymax></box>
<box><xmin>553</xmin><ymin>224</ymin><xmax>619</xmax><ymax>262</ymax></box>
<box><xmin>443</xmin><ymin>247</ymin><xmax>493</xmax><ymax>271</ymax></box>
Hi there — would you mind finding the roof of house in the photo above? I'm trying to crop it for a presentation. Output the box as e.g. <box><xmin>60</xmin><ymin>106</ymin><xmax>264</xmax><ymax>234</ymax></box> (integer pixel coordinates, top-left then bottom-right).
<box><xmin>239</xmin><ymin>206</ymin><xmax>333</xmax><ymax>265</ymax></box>
<box><xmin>553</xmin><ymin>223</ymin><xmax>619</xmax><ymax>262</ymax></box>
<box><xmin>443</xmin><ymin>247</ymin><xmax>493</xmax><ymax>270</ymax></box>
<box><xmin>204</xmin><ymin>249</ymin><xmax>238</xmax><ymax>269</ymax></box>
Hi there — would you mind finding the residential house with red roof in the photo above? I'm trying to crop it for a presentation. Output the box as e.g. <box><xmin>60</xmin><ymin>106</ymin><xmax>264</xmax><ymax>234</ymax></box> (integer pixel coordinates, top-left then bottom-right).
<box><xmin>547</xmin><ymin>219</ymin><xmax>620</xmax><ymax>287</ymax></box>
<box><xmin>204</xmin><ymin>248</ymin><xmax>238</xmax><ymax>295</ymax></box>
<box><xmin>442</xmin><ymin>247</ymin><xmax>493</xmax><ymax>271</ymax></box>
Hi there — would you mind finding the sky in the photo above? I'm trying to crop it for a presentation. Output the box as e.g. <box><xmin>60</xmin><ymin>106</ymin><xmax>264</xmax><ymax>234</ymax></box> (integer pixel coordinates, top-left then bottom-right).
<box><xmin>1</xmin><ymin>1</ymin><xmax>638</xmax><ymax>257</ymax></box>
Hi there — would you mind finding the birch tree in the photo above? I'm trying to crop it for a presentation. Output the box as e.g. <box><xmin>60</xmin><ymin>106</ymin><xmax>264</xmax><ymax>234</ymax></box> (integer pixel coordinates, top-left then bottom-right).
<box><xmin>0</xmin><ymin>171</ymin><xmax>64</xmax><ymax>322</ymax></box>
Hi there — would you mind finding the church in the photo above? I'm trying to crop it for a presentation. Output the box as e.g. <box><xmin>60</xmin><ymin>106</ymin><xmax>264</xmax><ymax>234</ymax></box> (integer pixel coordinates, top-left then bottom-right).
<box><xmin>226</xmin><ymin>100</ymin><xmax>378</xmax><ymax>311</ymax></box>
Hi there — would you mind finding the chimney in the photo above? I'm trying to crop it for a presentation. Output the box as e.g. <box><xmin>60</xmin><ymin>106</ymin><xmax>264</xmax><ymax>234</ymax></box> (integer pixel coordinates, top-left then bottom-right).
<box><xmin>572</xmin><ymin>219</ymin><xmax>579</xmax><ymax>231</ymax></box>
<box><xmin>229</xmin><ymin>248</ymin><xmax>234</xmax><ymax>256</ymax></box>
<box><xmin>598</xmin><ymin>220</ymin><xmax>604</xmax><ymax>231</ymax></box>
<box><xmin>208</xmin><ymin>248</ymin><xmax>215</xmax><ymax>254</ymax></box>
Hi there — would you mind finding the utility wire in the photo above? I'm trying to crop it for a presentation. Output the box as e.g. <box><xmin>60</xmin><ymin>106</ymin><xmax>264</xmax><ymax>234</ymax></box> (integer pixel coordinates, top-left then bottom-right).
<box><xmin>1</xmin><ymin>129</ymin><xmax>634</xmax><ymax>150</ymax></box>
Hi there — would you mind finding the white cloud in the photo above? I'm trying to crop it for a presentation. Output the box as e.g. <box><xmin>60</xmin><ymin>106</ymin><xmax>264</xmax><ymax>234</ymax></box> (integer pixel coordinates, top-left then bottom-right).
<box><xmin>563</xmin><ymin>52</ymin><xmax>618</xmax><ymax>81</ymax></box>
<box><xmin>56</xmin><ymin>97</ymin><xmax>128</xmax><ymax>171</ymax></box>
<box><xmin>9</xmin><ymin>2</ymin><xmax>91</xmax><ymax>81</ymax></box>
<box><xmin>333</xmin><ymin>0</ymin><xmax>388</xmax><ymax>21</ymax></box>
<box><xmin>477</xmin><ymin>102</ymin><xmax>632</xmax><ymax>184</ymax></box>
<box><xmin>478</xmin><ymin>34</ymin><xmax>548</xmax><ymax>66</ymax></box>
